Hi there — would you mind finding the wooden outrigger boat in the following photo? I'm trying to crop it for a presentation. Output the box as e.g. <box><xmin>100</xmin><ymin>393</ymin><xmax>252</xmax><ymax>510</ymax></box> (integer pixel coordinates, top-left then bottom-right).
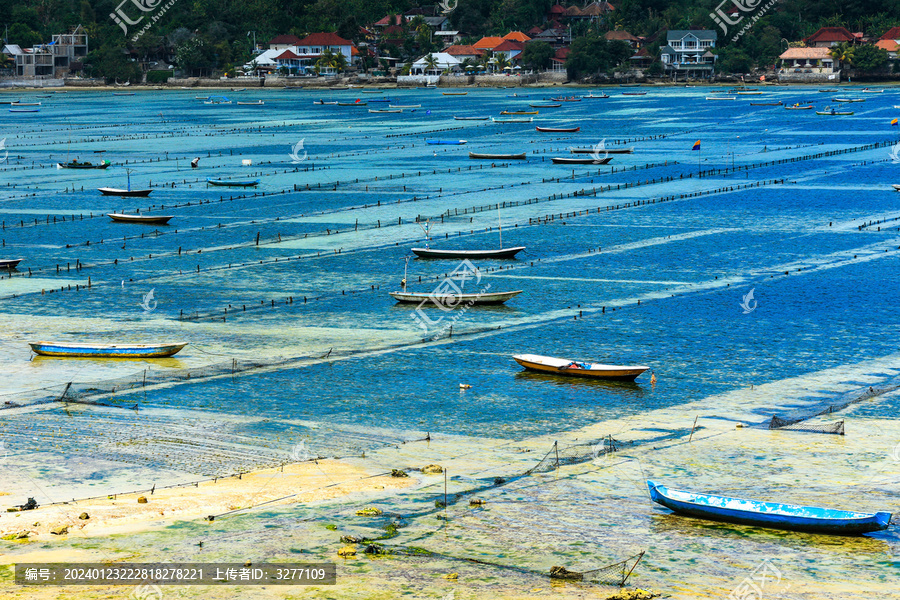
<box><xmin>442</xmin><ymin>91</ymin><xmax>468</xmax><ymax>95</ymax></box>
<box><xmin>389</xmin><ymin>104</ymin><xmax>420</xmax><ymax>109</ymax></box>
<box><xmin>550</xmin><ymin>96</ymin><xmax>582</xmax><ymax>102</ymax></box>
<box><xmin>469</xmin><ymin>152</ymin><xmax>526</xmax><ymax>160</ymax></box>
<box><xmin>706</xmin><ymin>96</ymin><xmax>736</xmax><ymax>100</ymax></box>
<box><xmin>570</xmin><ymin>147</ymin><xmax>634</xmax><ymax>154</ymax></box>
<box><xmin>107</xmin><ymin>213</ymin><xmax>173</xmax><ymax>225</ymax></box>
<box><xmin>98</xmin><ymin>169</ymin><xmax>152</xmax><ymax>197</ymax></box>
<box><xmin>390</xmin><ymin>290</ymin><xmax>521</xmax><ymax>305</ymax></box>
<box><xmin>337</xmin><ymin>101</ymin><xmax>367</xmax><ymax>106</ymax></box>
<box><xmin>454</xmin><ymin>116</ymin><xmax>489</xmax><ymax>120</ymax></box>
<box><xmin>891</xmin><ymin>184</ymin><xmax>900</xmax><ymax>191</ymax></box>
<box><xmin>370</xmin><ymin>109</ymin><xmax>402</xmax><ymax>113</ymax></box>
<box><xmin>0</xmin><ymin>259</ymin><xmax>23</xmax><ymax>269</ymax></box>
<box><xmin>58</xmin><ymin>159</ymin><xmax>111</xmax><ymax>169</ymax></box>
<box><xmin>750</xmin><ymin>101</ymin><xmax>783</xmax><ymax>106</ymax></box>
<box><xmin>313</xmin><ymin>100</ymin><xmax>338</xmax><ymax>105</ymax></box>
<box><xmin>583</xmin><ymin>93</ymin><xmax>610</xmax><ymax>98</ymax></box>
<box><xmin>785</xmin><ymin>104</ymin><xmax>813</xmax><ymax>110</ymax></box>
<box><xmin>427</xmin><ymin>140</ymin><xmax>467</xmax><ymax>145</ymax></box>
<box><xmin>736</xmin><ymin>91</ymin><xmax>763</xmax><ymax>95</ymax></box>
<box><xmin>530</xmin><ymin>103</ymin><xmax>561</xmax><ymax>108</ymax></box>
<box><xmin>861</xmin><ymin>88</ymin><xmax>884</xmax><ymax>93</ymax></box>
<box><xmin>833</xmin><ymin>97</ymin><xmax>864</xmax><ymax>103</ymax></box>
<box><xmin>491</xmin><ymin>117</ymin><xmax>533</xmax><ymax>123</ymax></box>
<box><xmin>536</xmin><ymin>126</ymin><xmax>580</xmax><ymax>133</ymax></box>
<box><xmin>500</xmin><ymin>110</ymin><xmax>538</xmax><ymax>115</ymax></box>
<box><xmin>512</xmin><ymin>354</ymin><xmax>649</xmax><ymax>381</ymax></box>
<box><xmin>816</xmin><ymin>107</ymin><xmax>854</xmax><ymax>115</ymax></box>
<box><xmin>818</xmin><ymin>88</ymin><xmax>839</xmax><ymax>92</ymax></box>
<box><xmin>236</xmin><ymin>100</ymin><xmax>265</xmax><ymax>105</ymax></box>
<box><xmin>11</xmin><ymin>102</ymin><xmax>41</xmax><ymax>106</ymax></box>
<box><xmin>206</xmin><ymin>178</ymin><xmax>260</xmax><ymax>187</ymax></box>
<box><xmin>621</xmin><ymin>91</ymin><xmax>647</xmax><ymax>96</ymax></box>
<box><xmin>551</xmin><ymin>156</ymin><xmax>612</xmax><ymax>165</ymax></box>
<box><xmin>9</xmin><ymin>108</ymin><xmax>40</xmax><ymax>113</ymax></box>
<box><xmin>29</xmin><ymin>341</ymin><xmax>188</xmax><ymax>358</ymax></box>
<box><xmin>647</xmin><ymin>481</ymin><xmax>891</xmax><ymax>535</ymax></box>
<box><xmin>411</xmin><ymin>246</ymin><xmax>525</xmax><ymax>259</ymax></box>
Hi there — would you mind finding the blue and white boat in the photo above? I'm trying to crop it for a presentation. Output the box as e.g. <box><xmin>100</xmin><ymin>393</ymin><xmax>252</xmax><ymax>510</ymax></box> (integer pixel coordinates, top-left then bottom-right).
<box><xmin>426</xmin><ymin>140</ymin><xmax>467</xmax><ymax>145</ymax></box>
<box><xmin>30</xmin><ymin>342</ymin><xmax>188</xmax><ymax>358</ymax></box>
<box><xmin>647</xmin><ymin>480</ymin><xmax>891</xmax><ymax>535</ymax></box>
<box><xmin>206</xmin><ymin>178</ymin><xmax>260</xmax><ymax>187</ymax></box>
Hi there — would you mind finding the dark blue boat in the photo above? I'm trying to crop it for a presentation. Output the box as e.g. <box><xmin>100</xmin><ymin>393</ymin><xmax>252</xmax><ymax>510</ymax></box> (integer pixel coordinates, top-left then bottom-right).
<box><xmin>647</xmin><ymin>480</ymin><xmax>891</xmax><ymax>535</ymax></box>
<box><xmin>206</xmin><ymin>178</ymin><xmax>260</xmax><ymax>187</ymax></box>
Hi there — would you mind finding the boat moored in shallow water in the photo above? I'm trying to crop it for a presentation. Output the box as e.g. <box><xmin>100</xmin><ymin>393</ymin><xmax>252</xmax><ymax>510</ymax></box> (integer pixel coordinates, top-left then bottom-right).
<box><xmin>29</xmin><ymin>342</ymin><xmax>188</xmax><ymax>358</ymax></box>
<box><xmin>411</xmin><ymin>246</ymin><xmax>525</xmax><ymax>259</ymax></box>
<box><xmin>513</xmin><ymin>354</ymin><xmax>648</xmax><ymax>380</ymax></box>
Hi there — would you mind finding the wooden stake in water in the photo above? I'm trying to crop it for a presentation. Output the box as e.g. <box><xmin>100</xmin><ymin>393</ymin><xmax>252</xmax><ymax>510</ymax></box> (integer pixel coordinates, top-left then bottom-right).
<box><xmin>444</xmin><ymin>469</ymin><xmax>447</xmax><ymax>512</ymax></box>
<box><xmin>688</xmin><ymin>415</ymin><xmax>699</xmax><ymax>442</ymax></box>
<box><xmin>497</xmin><ymin>204</ymin><xmax>503</xmax><ymax>249</ymax></box>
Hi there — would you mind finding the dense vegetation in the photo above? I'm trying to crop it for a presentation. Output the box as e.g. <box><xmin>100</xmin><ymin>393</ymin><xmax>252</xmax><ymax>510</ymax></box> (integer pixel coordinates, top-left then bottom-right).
<box><xmin>1</xmin><ymin>0</ymin><xmax>898</xmax><ymax>80</ymax></box>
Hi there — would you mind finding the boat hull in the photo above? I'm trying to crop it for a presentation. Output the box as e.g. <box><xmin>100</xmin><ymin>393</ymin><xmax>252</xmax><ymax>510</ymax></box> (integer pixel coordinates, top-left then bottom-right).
<box><xmin>206</xmin><ymin>179</ymin><xmax>260</xmax><ymax>187</ymax></box>
<box><xmin>469</xmin><ymin>152</ymin><xmax>526</xmax><ymax>160</ymax></box>
<box><xmin>58</xmin><ymin>161</ymin><xmax>111</xmax><ymax>169</ymax></box>
<box><xmin>647</xmin><ymin>481</ymin><xmax>891</xmax><ymax>535</ymax></box>
<box><xmin>552</xmin><ymin>157</ymin><xmax>612</xmax><ymax>165</ymax></box>
<box><xmin>536</xmin><ymin>127</ymin><xmax>580</xmax><ymax>132</ymax></box>
<box><xmin>411</xmin><ymin>246</ymin><xmax>525</xmax><ymax>259</ymax></box>
<box><xmin>0</xmin><ymin>259</ymin><xmax>22</xmax><ymax>269</ymax></box>
<box><xmin>30</xmin><ymin>342</ymin><xmax>187</xmax><ymax>358</ymax></box>
<box><xmin>513</xmin><ymin>354</ymin><xmax>648</xmax><ymax>381</ymax></box>
<box><xmin>107</xmin><ymin>213</ymin><xmax>173</xmax><ymax>224</ymax></box>
<box><xmin>390</xmin><ymin>290</ymin><xmax>521</xmax><ymax>305</ymax></box>
<box><xmin>99</xmin><ymin>188</ymin><xmax>152</xmax><ymax>197</ymax></box>
<box><xmin>570</xmin><ymin>147</ymin><xmax>634</xmax><ymax>154</ymax></box>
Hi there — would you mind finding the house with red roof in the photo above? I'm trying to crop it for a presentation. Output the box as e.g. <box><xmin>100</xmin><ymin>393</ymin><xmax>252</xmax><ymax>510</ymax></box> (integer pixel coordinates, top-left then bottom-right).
<box><xmin>444</xmin><ymin>45</ymin><xmax>484</xmax><ymax>61</ymax></box>
<box><xmin>605</xmin><ymin>30</ymin><xmax>640</xmax><ymax>48</ymax></box>
<box><xmin>473</xmin><ymin>36</ymin><xmax>505</xmax><ymax>51</ymax></box>
<box><xmin>503</xmin><ymin>31</ymin><xmax>531</xmax><ymax>42</ymax></box>
<box><xmin>878</xmin><ymin>27</ymin><xmax>900</xmax><ymax>59</ymax></box>
<box><xmin>268</xmin><ymin>35</ymin><xmax>304</xmax><ymax>51</ymax></box>
<box><xmin>492</xmin><ymin>40</ymin><xmax>525</xmax><ymax>63</ymax></box>
<box><xmin>550</xmin><ymin>46</ymin><xmax>569</xmax><ymax>72</ymax></box>
<box><xmin>802</xmin><ymin>27</ymin><xmax>856</xmax><ymax>48</ymax></box>
<box><xmin>295</xmin><ymin>32</ymin><xmax>355</xmax><ymax>65</ymax></box>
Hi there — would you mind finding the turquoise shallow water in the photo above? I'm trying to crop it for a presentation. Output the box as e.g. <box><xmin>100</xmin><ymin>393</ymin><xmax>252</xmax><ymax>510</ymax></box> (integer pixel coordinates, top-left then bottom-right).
<box><xmin>1</xmin><ymin>86</ymin><xmax>899</xmax><ymax>598</ymax></box>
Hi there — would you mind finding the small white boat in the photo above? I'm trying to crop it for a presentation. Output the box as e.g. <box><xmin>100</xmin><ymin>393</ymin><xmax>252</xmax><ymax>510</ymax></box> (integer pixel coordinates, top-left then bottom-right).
<box><xmin>491</xmin><ymin>117</ymin><xmax>533</xmax><ymax>123</ymax></box>
<box><xmin>513</xmin><ymin>354</ymin><xmax>649</xmax><ymax>381</ymax></box>
<box><xmin>389</xmin><ymin>104</ymin><xmax>421</xmax><ymax>109</ymax></box>
<box><xmin>370</xmin><ymin>108</ymin><xmax>402</xmax><ymax>113</ymax></box>
<box><xmin>390</xmin><ymin>290</ymin><xmax>521</xmax><ymax>305</ymax></box>
<box><xmin>454</xmin><ymin>116</ymin><xmax>489</xmax><ymax>120</ymax></box>
<box><xmin>107</xmin><ymin>213</ymin><xmax>173</xmax><ymax>224</ymax></box>
<box><xmin>706</xmin><ymin>96</ymin><xmax>737</xmax><ymax>100</ymax></box>
<box><xmin>0</xmin><ymin>259</ymin><xmax>23</xmax><ymax>269</ymax></box>
<box><xmin>861</xmin><ymin>88</ymin><xmax>884</xmax><ymax>93</ymax></box>
<box><xmin>236</xmin><ymin>100</ymin><xmax>265</xmax><ymax>105</ymax></box>
<box><xmin>892</xmin><ymin>184</ymin><xmax>900</xmax><ymax>191</ymax></box>
<box><xmin>551</xmin><ymin>156</ymin><xmax>612</xmax><ymax>165</ymax></box>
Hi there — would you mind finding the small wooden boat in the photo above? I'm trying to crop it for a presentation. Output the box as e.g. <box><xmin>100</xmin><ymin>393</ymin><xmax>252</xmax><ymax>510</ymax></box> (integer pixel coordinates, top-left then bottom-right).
<box><xmin>861</xmin><ymin>88</ymin><xmax>884</xmax><ymax>93</ymax></box>
<box><xmin>313</xmin><ymin>100</ymin><xmax>338</xmax><ymax>105</ymax></box>
<box><xmin>469</xmin><ymin>152</ymin><xmax>526</xmax><ymax>160</ymax></box>
<box><xmin>113</xmin><ymin>92</ymin><xmax>135</xmax><ymax>96</ymax></box>
<box><xmin>366</xmin><ymin>98</ymin><xmax>392</xmax><ymax>103</ymax></box>
<box><xmin>427</xmin><ymin>140</ymin><xmax>467</xmax><ymax>145</ymax></box>
<box><xmin>9</xmin><ymin>108</ymin><xmax>39</xmax><ymax>113</ymax></box>
<box><xmin>647</xmin><ymin>481</ymin><xmax>891</xmax><ymax>535</ymax></box>
<box><xmin>389</xmin><ymin>104</ymin><xmax>420</xmax><ymax>109</ymax></box>
<box><xmin>206</xmin><ymin>178</ymin><xmax>260</xmax><ymax>187</ymax></box>
<box><xmin>892</xmin><ymin>184</ymin><xmax>900</xmax><ymax>191</ymax></box>
<box><xmin>550</xmin><ymin>96</ymin><xmax>582</xmax><ymax>102</ymax></box>
<box><xmin>236</xmin><ymin>100</ymin><xmax>265</xmax><ymax>105</ymax></box>
<box><xmin>337</xmin><ymin>101</ymin><xmax>367</xmax><ymax>106</ymax></box>
<box><xmin>551</xmin><ymin>156</ymin><xmax>612</xmax><ymax>165</ymax></box>
<box><xmin>58</xmin><ymin>159</ymin><xmax>111</xmax><ymax>169</ymax></box>
<box><xmin>370</xmin><ymin>109</ymin><xmax>402</xmax><ymax>113</ymax></box>
<box><xmin>390</xmin><ymin>290</ymin><xmax>521</xmax><ymax>304</ymax></box>
<box><xmin>736</xmin><ymin>91</ymin><xmax>763</xmax><ymax>95</ymax></box>
<box><xmin>570</xmin><ymin>147</ymin><xmax>634</xmax><ymax>154</ymax></box>
<box><xmin>536</xmin><ymin>126</ymin><xmax>580</xmax><ymax>133</ymax></box>
<box><xmin>750</xmin><ymin>101</ymin><xmax>783</xmax><ymax>106</ymax></box>
<box><xmin>442</xmin><ymin>92</ymin><xmax>468</xmax><ymax>95</ymax></box>
<box><xmin>621</xmin><ymin>91</ymin><xmax>647</xmax><ymax>96</ymax></box>
<box><xmin>107</xmin><ymin>213</ymin><xmax>173</xmax><ymax>224</ymax></box>
<box><xmin>785</xmin><ymin>104</ymin><xmax>813</xmax><ymax>110</ymax></box>
<box><xmin>99</xmin><ymin>187</ymin><xmax>152</xmax><ymax>197</ymax></box>
<box><xmin>529</xmin><ymin>103</ymin><xmax>561</xmax><ymax>108</ymax></box>
<box><xmin>833</xmin><ymin>97</ymin><xmax>864</xmax><ymax>103</ymax></box>
<box><xmin>583</xmin><ymin>94</ymin><xmax>610</xmax><ymax>99</ymax></box>
<box><xmin>818</xmin><ymin>88</ymin><xmax>839</xmax><ymax>92</ymax></box>
<box><xmin>816</xmin><ymin>108</ymin><xmax>854</xmax><ymax>115</ymax></box>
<box><xmin>11</xmin><ymin>102</ymin><xmax>41</xmax><ymax>106</ymax></box>
<box><xmin>0</xmin><ymin>259</ymin><xmax>23</xmax><ymax>269</ymax></box>
<box><xmin>411</xmin><ymin>246</ymin><xmax>525</xmax><ymax>259</ymax></box>
<box><xmin>500</xmin><ymin>110</ymin><xmax>538</xmax><ymax>115</ymax></box>
<box><xmin>30</xmin><ymin>341</ymin><xmax>188</xmax><ymax>358</ymax></box>
<box><xmin>512</xmin><ymin>354</ymin><xmax>648</xmax><ymax>381</ymax></box>
<box><xmin>203</xmin><ymin>96</ymin><xmax>231</xmax><ymax>104</ymax></box>
<box><xmin>454</xmin><ymin>116</ymin><xmax>489</xmax><ymax>120</ymax></box>
<box><xmin>195</xmin><ymin>96</ymin><xmax>210</xmax><ymax>100</ymax></box>
<box><xmin>706</xmin><ymin>96</ymin><xmax>736</xmax><ymax>100</ymax></box>
<box><xmin>491</xmin><ymin>117</ymin><xmax>533</xmax><ymax>123</ymax></box>
<box><xmin>361</xmin><ymin>90</ymin><xmax>383</xmax><ymax>94</ymax></box>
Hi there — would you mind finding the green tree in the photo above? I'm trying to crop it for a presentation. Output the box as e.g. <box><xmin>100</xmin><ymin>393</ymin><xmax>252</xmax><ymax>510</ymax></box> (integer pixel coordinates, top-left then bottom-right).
<box><xmin>829</xmin><ymin>42</ymin><xmax>855</xmax><ymax>70</ymax></box>
<box><xmin>521</xmin><ymin>41</ymin><xmax>553</xmax><ymax>71</ymax></box>
<box><xmin>852</xmin><ymin>44</ymin><xmax>888</xmax><ymax>72</ymax></box>
<box><xmin>565</xmin><ymin>35</ymin><xmax>631</xmax><ymax>79</ymax></box>
<box><xmin>423</xmin><ymin>53</ymin><xmax>439</xmax><ymax>73</ymax></box>
<box><xmin>716</xmin><ymin>47</ymin><xmax>753</xmax><ymax>74</ymax></box>
<box><xmin>176</xmin><ymin>37</ymin><xmax>206</xmax><ymax>75</ymax></box>
<box><xmin>646</xmin><ymin>61</ymin><xmax>664</xmax><ymax>76</ymax></box>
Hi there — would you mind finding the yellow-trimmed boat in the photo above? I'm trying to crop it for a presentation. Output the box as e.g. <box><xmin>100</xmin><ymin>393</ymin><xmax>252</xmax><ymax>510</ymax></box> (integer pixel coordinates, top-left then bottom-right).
<box><xmin>513</xmin><ymin>354</ymin><xmax>648</xmax><ymax>381</ymax></box>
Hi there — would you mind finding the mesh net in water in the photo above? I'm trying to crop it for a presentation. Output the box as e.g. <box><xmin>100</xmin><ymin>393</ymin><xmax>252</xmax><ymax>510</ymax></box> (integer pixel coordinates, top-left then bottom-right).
<box><xmin>769</xmin><ymin>417</ymin><xmax>844</xmax><ymax>435</ymax></box>
<box><xmin>521</xmin><ymin>437</ymin><xmax>626</xmax><ymax>476</ymax></box>
<box><xmin>550</xmin><ymin>550</ymin><xmax>645</xmax><ymax>586</ymax></box>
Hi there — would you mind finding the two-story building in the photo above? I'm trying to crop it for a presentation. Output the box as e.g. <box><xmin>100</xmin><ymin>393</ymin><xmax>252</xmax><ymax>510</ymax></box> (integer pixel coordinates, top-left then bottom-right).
<box><xmin>659</xmin><ymin>30</ymin><xmax>716</xmax><ymax>78</ymax></box>
<box><xmin>14</xmin><ymin>25</ymin><xmax>88</xmax><ymax>79</ymax></box>
<box><xmin>802</xmin><ymin>27</ymin><xmax>859</xmax><ymax>48</ymax></box>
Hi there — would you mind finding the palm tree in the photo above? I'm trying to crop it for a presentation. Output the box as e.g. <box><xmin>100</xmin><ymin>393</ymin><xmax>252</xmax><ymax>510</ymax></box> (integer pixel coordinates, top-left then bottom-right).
<box><xmin>829</xmin><ymin>42</ymin><xmax>854</xmax><ymax>71</ymax></box>
<box><xmin>478</xmin><ymin>52</ymin><xmax>492</xmax><ymax>73</ymax></box>
<box><xmin>316</xmin><ymin>48</ymin><xmax>336</xmax><ymax>73</ymax></box>
<box><xmin>495</xmin><ymin>52</ymin><xmax>511</xmax><ymax>72</ymax></box>
<box><xmin>424</xmin><ymin>53</ymin><xmax>439</xmax><ymax>74</ymax></box>
<box><xmin>332</xmin><ymin>51</ymin><xmax>348</xmax><ymax>73</ymax></box>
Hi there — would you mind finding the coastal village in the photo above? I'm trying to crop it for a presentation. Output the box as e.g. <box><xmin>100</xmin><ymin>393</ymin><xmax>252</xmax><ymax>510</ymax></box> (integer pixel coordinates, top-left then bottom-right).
<box><xmin>2</xmin><ymin>3</ymin><xmax>900</xmax><ymax>87</ymax></box>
